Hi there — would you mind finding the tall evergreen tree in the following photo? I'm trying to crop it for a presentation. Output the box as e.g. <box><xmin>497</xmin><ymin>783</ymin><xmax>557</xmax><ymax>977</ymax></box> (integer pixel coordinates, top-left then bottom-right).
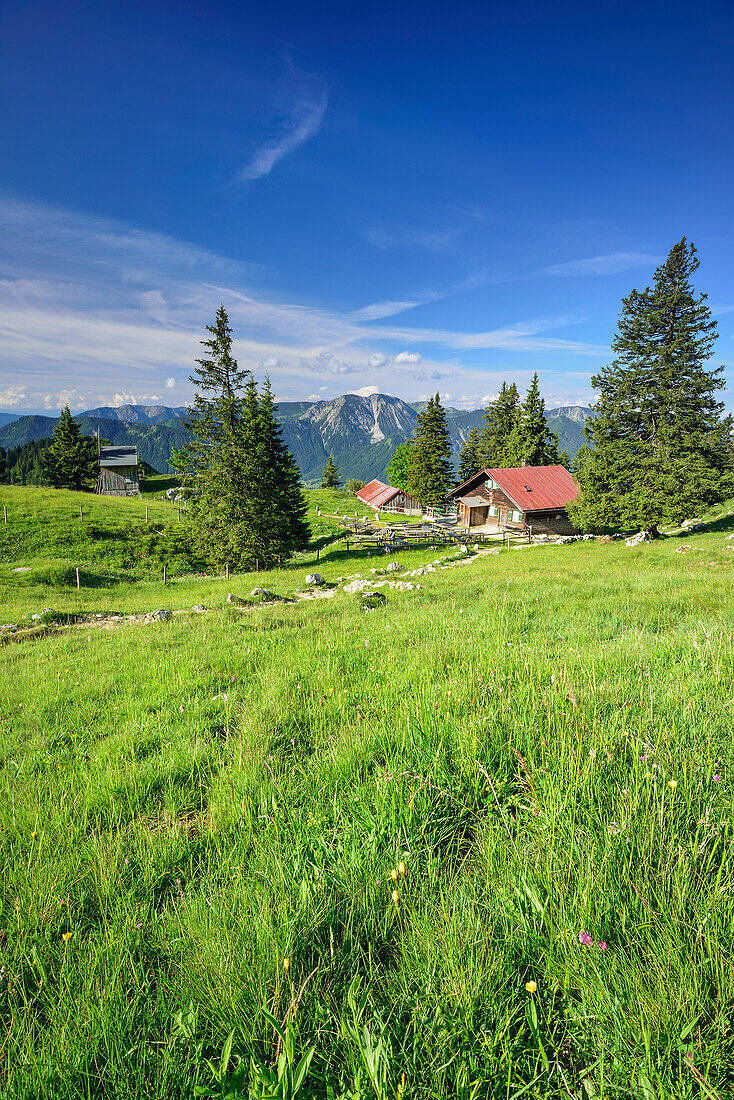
<box><xmin>505</xmin><ymin>373</ymin><xmax>562</xmax><ymax>466</ymax></box>
<box><xmin>457</xmin><ymin>428</ymin><xmax>483</xmax><ymax>483</ymax></box>
<box><xmin>321</xmin><ymin>455</ymin><xmax>341</xmax><ymax>488</ymax></box>
<box><xmin>408</xmin><ymin>393</ymin><xmax>453</xmax><ymax>506</ymax></box>
<box><xmin>477</xmin><ymin>382</ymin><xmax>519</xmax><ymax>467</ymax></box>
<box><xmin>569</xmin><ymin>240</ymin><xmax>734</xmax><ymax>534</ymax></box>
<box><xmin>0</xmin><ymin>446</ymin><xmax>6</xmax><ymax>484</ymax></box>
<box><xmin>42</xmin><ymin>405</ymin><xmax>98</xmax><ymax>490</ymax></box>
<box><xmin>174</xmin><ymin>306</ymin><xmax>308</xmax><ymax>569</ymax></box>
<box><xmin>385</xmin><ymin>441</ymin><xmax>413</xmax><ymax>491</ymax></box>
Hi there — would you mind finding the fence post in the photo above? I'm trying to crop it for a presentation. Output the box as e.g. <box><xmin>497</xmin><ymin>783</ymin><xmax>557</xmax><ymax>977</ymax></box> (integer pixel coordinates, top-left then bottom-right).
<box><xmin>226</xmin><ymin>562</ymin><xmax>229</xmax><ymax>581</ymax></box>
<box><xmin>316</xmin><ymin>547</ymin><xmax>320</xmax><ymax>562</ymax></box>
<box><xmin>3</xmin><ymin>505</ymin><xmax>6</xmax><ymax>524</ymax></box>
<box><xmin>76</xmin><ymin>567</ymin><xmax>80</xmax><ymax>590</ymax></box>
<box><xmin>163</xmin><ymin>565</ymin><xmax>167</xmax><ymax>586</ymax></box>
<box><xmin>80</xmin><ymin>505</ymin><xmax>83</xmax><ymax>522</ymax></box>
<box><xmin>145</xmin><ymin>505</ymin><xmax>149</xmax><ymax>524</ymax></box>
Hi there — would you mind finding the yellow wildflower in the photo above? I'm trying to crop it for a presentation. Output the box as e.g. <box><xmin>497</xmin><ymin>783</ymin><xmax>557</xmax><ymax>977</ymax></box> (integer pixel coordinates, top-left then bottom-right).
<box><xmin>525</xmin><ymin>980</ymin><xmax>537</xmax><ymax>993</ymax></box>
<box><xmin>392</xmin><ymin>890</ymin><xmax>399</xmax><ymax>905</ymax></box>
<box><xmin>669</xmin><ymin>780</ymin><xmax>678</xmax><ymax>789</ymax></box>
<box><xmin>390</xmin><ymin>868</ymin><xmax>398</xmax><ymax>882</ymax></box>
<box><xmin>62</xmin><ymin>932</ymin><xmax>72</xmax><ymax>943</ymax></box>
<box><xmin>398</xmin><ymin>861</ymin><xmax>406</xmax><ymax>876</ymax></box>
<box><xmin>283</xmin><ymin>957</ymin><xmax>290</xmax><ymax>972</ymax></box>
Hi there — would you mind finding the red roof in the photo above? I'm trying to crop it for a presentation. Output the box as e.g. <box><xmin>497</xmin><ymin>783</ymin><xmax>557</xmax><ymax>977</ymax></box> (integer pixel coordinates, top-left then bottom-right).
<box><xmin>485</xmin><ymin>465</ymin><xmax>579</xmax><ymax>511</ymax></box>
<box><xmin>356</xmin><ymin>479</ymin><xmax>413</xmax><ymax>509</ymax></box>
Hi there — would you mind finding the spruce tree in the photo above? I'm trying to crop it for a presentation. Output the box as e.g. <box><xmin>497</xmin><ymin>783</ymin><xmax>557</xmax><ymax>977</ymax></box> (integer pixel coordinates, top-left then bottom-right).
<box><xmin>386</xmin><ymin>441</ymin><xmax>413</xmax><ymax>491</ymax></box>
<box><xmin>457</xmin><ymin>428</ymin><xmax>483</xmax><ymax>483</ymax></box>
<box><xmin>174</xmin><ymin>305</ymin><xmax>308</xmax><ymax>570</ymax></box>
<box><xmin>43</xmin><ymin>405</ymin><xmax>98</xmax><ymax>490</ymax></box>
<box><xmin>570</xmin><ymin>240</ymin><xmax>734</xmax><ymax>534</ymax></box>
<box><xmin>505</xmin><ymin>373</ymin><xmax>562</xmax><ymax>467</ymax></box>
<box><xmin>321</xmin><ymin>455</ymin><xmax>341</xmax><ymax>488</ymax></box>
<box><xmin>0</xmin><ymin>446</ymin><xmax>6</xmax><ymax>484</ymax></box>
<box><xmin>408</xmin><ymin>393</ymin><xmax>453</xmax><ymax>506</ymax></box>
<box><xmin>477</xmin><ymin>382</ymin><xmax>519</xmax><ymax>467</ymax></box>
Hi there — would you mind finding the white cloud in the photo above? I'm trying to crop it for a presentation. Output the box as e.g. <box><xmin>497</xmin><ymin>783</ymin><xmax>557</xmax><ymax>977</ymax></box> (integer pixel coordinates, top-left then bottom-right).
<box><xmin>0</xmin><ymin>385</ymin><xmax>29</xmax><ymax>406</ymax></box>
<box><xmin>237</xmin><ymin>72</ymin><xmax>327</xmax><ymax>182</ymax></box>
<box><xmin>395</xmin><ymin>351</ymin><xmax>421</xmax><ymax>364</ymax></box>
<box><xmin>352</xmin><ymin>300</ymin><xmax>421</xmax><ymax>322</ymax></box>
<box><xmin>262</xmin><ymin>356</ymin><xmax>279</xmax><ymax>369</ymax></box>
<box><xmin>543</xmin><ymin>252</ymin><xmax>662</xmax><ymax>277</ymax></box>
<box><xmin>165</xmin><ymin>377</ymin><xmax>176</xmax><ymax>389</ymax></box>
<box><xmin>366</xmin><ymin>205</ymin><xmax>486</xmax><ymax>253</ymax></box>
<box><xmin>350</xmin><ymin>385</ymin><xmax>379</xmax><ymax>397</ymax></box>
<box><xmin>368</xmin><ymin>352</ymin><xmax>387</xmax><ymax>367</ymax></box>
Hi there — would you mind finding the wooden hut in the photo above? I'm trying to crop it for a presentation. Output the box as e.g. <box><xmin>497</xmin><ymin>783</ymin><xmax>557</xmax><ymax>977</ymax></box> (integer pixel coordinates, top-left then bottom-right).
<box><xmin>446</xmin><ymin>464</ymin><xmax>580</xmax><ymax>535</ymax></box>
<box><xmin>95</xmin><ymin>445</ymin><xmax>141</xmax><ymax>496</ymax></box>
<box><xmin>356</xmin><ymin>479</ymin><xmax>421</xmax><ymax>515</ymax></box>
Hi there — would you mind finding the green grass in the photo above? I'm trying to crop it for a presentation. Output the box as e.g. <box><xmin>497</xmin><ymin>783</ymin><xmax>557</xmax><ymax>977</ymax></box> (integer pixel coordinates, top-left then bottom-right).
<box><xmin>1</xmin><ymin>488</ymin><xmax>734</xmax><ymax>1097</ymax></box>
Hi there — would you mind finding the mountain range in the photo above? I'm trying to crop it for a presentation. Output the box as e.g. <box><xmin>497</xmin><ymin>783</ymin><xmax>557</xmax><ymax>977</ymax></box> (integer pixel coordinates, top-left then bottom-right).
<box><xmin>0</xmin><ymin>394</ymin><xmax>590</xmax><ymax>483</ymax></box>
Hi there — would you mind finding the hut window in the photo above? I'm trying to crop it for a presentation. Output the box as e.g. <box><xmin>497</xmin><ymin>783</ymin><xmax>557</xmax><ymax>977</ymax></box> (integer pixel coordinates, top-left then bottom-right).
<box><xmin>489</xmin><ymin>505</ymin><xmax>498</xmax><ymax>517</ymax></box>
<box><xmin>512</xmin><ymin>510</ymin><xmax>523</xmax><ymax>523</ymax></box>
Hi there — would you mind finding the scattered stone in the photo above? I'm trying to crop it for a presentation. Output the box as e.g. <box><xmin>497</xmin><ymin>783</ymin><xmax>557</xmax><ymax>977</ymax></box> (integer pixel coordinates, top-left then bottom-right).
<box><xmin>226</xmin><ymin>593</ymin><xmax>247</xmax><ymax>605</ymax></box>
<box><xmin>165</xmin><ymin>487</ymin><xmax>180</xmax><ymax>501</ymax></box>
<box><xmin>304</xmin><ymin>572</ymin><xmax>324</xmax><ymax>586</ymax></box>
<box><xmin>29</xmin><ymin>607</ymin><xmax>54</xmax><ymax>621</ymax></box>
<box><xmin>386</xmin><ymin>561</ymin><xmax>402</xmax><ymax>573</ymax></box>
<box><xmin>626</xmin><ymin>531</ymin><xmax>651</xmax><ymax>547</ymax></box>
<box><xmin>0</xmin><ymin>623</ymin><xmax>19</xmax><ymax>634</ymax></box>
<box><xmin>191</xmin><ymin>604</ymin><xmax>206</xmax><ymax>612</ymax></box>
<box><xmin>675</xmin><ymin>544</ymin><xmax>704</xmax><ymax>554</ymax></box>
<box><xmin>11</xmin><ymin>567</ymin><xmax>31</xmax><ymax>573</ymax></box>
<box><xmin>142</xmin><ymin>609</ymin><xmax>172</xmax><ymax>623</ymax></box>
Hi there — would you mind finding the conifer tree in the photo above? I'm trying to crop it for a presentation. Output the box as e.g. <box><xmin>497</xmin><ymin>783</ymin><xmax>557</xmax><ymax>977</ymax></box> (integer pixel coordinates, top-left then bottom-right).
<box><xmin>0</xmin><ymin>446</ymin><xmax>6</xmax><ymax>484</ymax></box>
<box><xmin>570</xmin><ymin>240</ymin><xmax>734</xmax><ymax>534</ymax></box>
<box><xmin>457</xmin><ymin>428</ymin><xmax>483</xmax><ymax>483</ymax></box>
<box><xmin>174</xmin><ymin>305</ymin><xmax>309</xmax><ymax>569</ymax></box>
<box><xmin>477</xmin><ymin>382</ymin><xmax>519</xmax><ymax>467</ymax></box>
<box><xmin>42</xmin><ymin>405</ymin><xmax>98</xmax><ymax>490</ymax></box>
<box><xmin>408</xmin><ymin>393</ymin><xmax>453</xmax><ymax>506</ymax></box>
<box><xmin>386</xmin><ymin>441</ymin><xmax>413</xmax><ymax>491</ymax></box>
<box><xmin>505</xmin><ymin>373</ymin><xmax>562</xmax><ymax>467</ymax></box>
<box><xmin>321</xmin><ymin>455</ymin><xmax>341</xmax><ymax>488</ymax></box>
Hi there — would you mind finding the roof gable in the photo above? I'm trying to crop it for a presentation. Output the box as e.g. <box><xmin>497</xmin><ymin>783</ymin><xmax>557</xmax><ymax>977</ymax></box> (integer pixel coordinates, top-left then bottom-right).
<box><xmin>356</xmin><ymin>478</ymin><xmax>413</xmax><ymax>508</ymax></box>
<box><xmin>485</xmin><ymin>465</ymin><xmax>579</xmax><ymax>511</ymax></box>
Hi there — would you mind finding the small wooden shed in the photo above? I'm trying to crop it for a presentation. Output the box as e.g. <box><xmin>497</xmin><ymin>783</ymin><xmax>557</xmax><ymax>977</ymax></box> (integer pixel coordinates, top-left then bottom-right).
<box><xmin>356</xmin><ymin>479</ymin><xmax>421</xmax><ymax>515</ymax></box>
<box><xmin>446</xmin><ymin>465</ymin><xmax>580</xmax><ymax>535</ymax></box>
<box><xmin>95</xmin><ymin>445</ymin><xmax>141</xmax><ymax>496</ymax></box>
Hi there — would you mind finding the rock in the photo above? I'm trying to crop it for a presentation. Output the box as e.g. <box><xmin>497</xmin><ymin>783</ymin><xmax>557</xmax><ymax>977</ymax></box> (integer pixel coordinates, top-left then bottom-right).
<box><xmin>249</xmin><ymin>588</ymin><xmax>281</xmax><ymax>602</ymax></box>
<box><xmin>226</xmin><ymin>593</ymin><xmax>247</xmax><ymax>605</ymax></box>
<box><xmin>675</xmin><ymin>544</ymin><xmax>703</xmax><ymax>554</ymax></box>
<box><xmin>304</xmin><ymin>573</ymin><xmax>324</xmax><ymax>586</ymax></box>
<box><xmin>11</xmin><ymin>567</ymin><xmax>31</xmax><ymax>573</ymax></box>
<box><xmin>359</xmin><ymin>591</ymin><xmax>387</xmax><ymax>609</ymax></box>
<box><xmin>0</xmin><ymin>623</ymin><xmax>19</xmax><ymax>634</ymax></box>
<box><xmin>626</xmin><ymin>531</ymin><xmax>651</xmax><ymax>547</ymax></box>
<box><xmin>386</xmin><ymin>561</ymin><xmax>402</xmax><ymax>573</ymax></box>
<box><xmin>30</xmin><ymin>607</ymin><xmax>54</xmax><ymax>621</ymax></box>
<box><xmin>191</xmin><ymin>604</ymin><xmax>206</xmax><ymax>612</ymax></box>
<box><xmin>165</xmin><ymin>487</ymin><xmax>180</xmax><ymax>501</ymax></box>
<box><xmin>143</xmin><ymin>609</ymin><xmax>172</xmax><ymax>623</ymax></box>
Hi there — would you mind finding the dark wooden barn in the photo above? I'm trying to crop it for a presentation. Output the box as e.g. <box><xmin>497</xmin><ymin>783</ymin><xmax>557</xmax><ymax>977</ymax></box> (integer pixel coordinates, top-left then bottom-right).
<box><xmin>95</xmin><ymin>445</ymin><xmax>141</xmax><ymax>496</ymax></box>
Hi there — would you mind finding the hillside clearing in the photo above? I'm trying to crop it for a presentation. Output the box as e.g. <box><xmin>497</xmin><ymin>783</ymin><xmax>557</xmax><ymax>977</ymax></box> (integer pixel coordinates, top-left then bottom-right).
<box><xmin>1</xmin><ymin>487</ymin><xmax>734</xmax><ymax>1097</ymax></box>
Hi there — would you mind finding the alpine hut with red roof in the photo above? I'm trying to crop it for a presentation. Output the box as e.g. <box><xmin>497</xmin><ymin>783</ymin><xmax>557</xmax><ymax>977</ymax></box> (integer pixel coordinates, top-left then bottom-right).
<box><xmin>356</xmin><ymin>479</ymin><xmax>421</xmax><ymax>516</ymax></box>
<box><xmin>447</xmin><ymin>464</ymin><xmax>580</xmax><ymax>535</ymax></box>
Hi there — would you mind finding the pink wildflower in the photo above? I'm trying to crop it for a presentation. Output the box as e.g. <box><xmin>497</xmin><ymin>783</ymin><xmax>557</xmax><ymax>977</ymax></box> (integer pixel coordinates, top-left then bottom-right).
<box><xmin>578</xmin><ymin>931</ymin><xmax>593</xmax><ymax>946</ymax></box>
<box><xmin>598</xmin><ymin>941</ymin><xmax>608</xmax><ymax>951</ymax></box>
<box><xmin>714</xmin><ymin>774</ymin><xmax>722</xmax><ymax>782</ymax></box>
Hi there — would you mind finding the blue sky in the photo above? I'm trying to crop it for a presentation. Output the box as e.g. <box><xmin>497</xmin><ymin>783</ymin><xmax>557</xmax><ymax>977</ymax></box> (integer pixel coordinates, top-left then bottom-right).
<box><xmin>1</xmin><ymin>0</ymin><xmax>733</xmax><ymax>412</ymax></box>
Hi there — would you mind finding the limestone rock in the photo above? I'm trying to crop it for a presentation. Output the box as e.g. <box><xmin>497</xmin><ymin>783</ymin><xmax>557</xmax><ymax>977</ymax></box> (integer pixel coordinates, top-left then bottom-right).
<box><xmin>226</xmin><ymin>593</ymin><xmax>246</xmax><ymax>605</ymax></box>
<box><xmin>304</xmin><ymin>573</ymin><xmax>324</xmax><ymax>586</ymax></box>
<box><xmin>626</xmin><ymin>531</ymin><xmax>651</xmax><ymax>547</ymax></box>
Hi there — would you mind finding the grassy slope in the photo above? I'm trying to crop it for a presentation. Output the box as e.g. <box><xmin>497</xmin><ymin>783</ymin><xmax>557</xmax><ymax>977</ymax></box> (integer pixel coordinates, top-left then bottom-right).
<box><xmin>1</xmin><ymin>490</ymin><xmax>734</xmax><ymax>1096</ymax></box>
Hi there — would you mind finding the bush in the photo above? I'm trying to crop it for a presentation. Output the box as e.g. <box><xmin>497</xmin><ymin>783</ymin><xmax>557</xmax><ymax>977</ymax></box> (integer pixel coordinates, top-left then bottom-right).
<box><xmin>345</xmin><ymin>479</ymin><xmax>365</xmax><ymax>494</ymax></box>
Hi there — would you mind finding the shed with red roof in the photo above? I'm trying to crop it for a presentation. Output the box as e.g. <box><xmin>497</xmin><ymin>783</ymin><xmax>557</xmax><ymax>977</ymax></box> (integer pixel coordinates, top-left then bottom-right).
<box><xmin>356</xmin><ymin>479</ymin><xmax>421</xmax><ymax>515</ymax></box>
<box><xmin>447</xmin><ymin>464</ymin><xmax>580</xmax><ymax>535</ymax></box>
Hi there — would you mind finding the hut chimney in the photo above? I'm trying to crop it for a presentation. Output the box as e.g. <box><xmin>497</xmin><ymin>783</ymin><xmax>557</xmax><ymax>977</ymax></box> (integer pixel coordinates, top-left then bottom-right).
<box><xmin>521</xmin><ymin>458</ymin><xmax>529</xmax><ymax>467</ymax></box>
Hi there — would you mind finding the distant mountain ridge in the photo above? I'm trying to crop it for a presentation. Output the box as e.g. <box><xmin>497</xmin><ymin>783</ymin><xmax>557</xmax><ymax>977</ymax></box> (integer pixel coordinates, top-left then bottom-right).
<box><xmin>0</xmin><ymin>396</ymin><xmax>591</xmax><ymax>481</ymax></box>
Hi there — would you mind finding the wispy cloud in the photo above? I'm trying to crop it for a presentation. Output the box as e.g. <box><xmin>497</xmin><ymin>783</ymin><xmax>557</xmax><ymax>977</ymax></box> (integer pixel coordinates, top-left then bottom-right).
<box><xmin>237</xmin><ymin>65</ymin><xmax>327</xmax><ymax>182</ymax></box>
<box><xmin>0</xmin><ymin>196</ymin><xmax>605</xmax><ymax>411</ymax></box>
<box><xmin>366</xmin><ymin>205</ymin><xmax>486</xmax><ymax>253</ymax></box>
<box><xmin>543</xmin><ymin>252</ymin><xmax>662</xmax><ymax>277</ymax></box>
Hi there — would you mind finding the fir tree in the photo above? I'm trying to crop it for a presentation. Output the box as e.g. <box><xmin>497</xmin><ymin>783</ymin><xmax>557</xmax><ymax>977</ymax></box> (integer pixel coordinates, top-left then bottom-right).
<box><xmin>321</xmin><ymin>455</ymin><xmax>341</xmax><ymax>488</ymax></box>
<box><xmin>0</xmin><ymin>446</ymin><xmax>6</xmax><ymax>484</ymax></box>
<box><xmin>477</xmin><ymin>382</ymin><xmax>519</xmax><ymax>467</ymax></box>
<box><xmin>569</xmin><ymin>240</ymin><xmax>734</xmax><ymax>534</ymax></box>
<box><xmin>174</xmin><ymin>306</ymin><xmax>308</xmax><ymax>569</ymax></box>
<box><xmin>42</xmin><ymin>405</ymin><xmax>98</xmax><ymax>490</ymax></box>
<box><xmin>457</xmin><ymin>428</ymin><xmax>483</xmax><ymax>483</ymax></box>
<box><xmin>505</xmin><ymin>373</ymin><xmax>562</xmax><ymax>466</ymax></box>
<box><xmin>385</xmin><ymin>441</ymin><xmax>413</xmax><ymax>491</ymax></box>
<box><xmin>408</xmin><ymin>393</ymin><xmax>453</xmax><ymax>506</ymax></box>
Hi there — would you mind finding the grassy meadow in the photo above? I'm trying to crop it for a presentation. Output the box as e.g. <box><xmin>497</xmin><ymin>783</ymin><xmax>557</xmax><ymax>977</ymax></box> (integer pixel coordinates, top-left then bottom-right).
<box><xmin>1</xmin><ymin>484</ymin><xmax>734</xmax><ymax>1097</ymax></box>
